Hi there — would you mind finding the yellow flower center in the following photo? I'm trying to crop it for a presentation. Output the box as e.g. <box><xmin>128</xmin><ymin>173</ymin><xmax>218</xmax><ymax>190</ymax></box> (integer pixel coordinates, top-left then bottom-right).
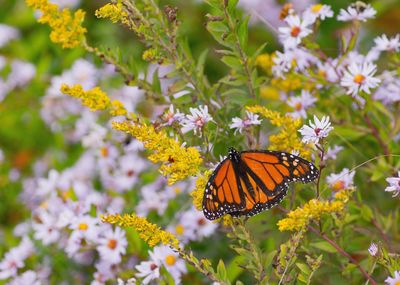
<box><xmin>333</xmin><ymin>180</ymin><xmax>345</xmax><ymax>192</ymax></box>
<box><xmin>353</xmin><ymin>74</ymin><xmax>365</xmax><ymax>84</ymax></box>
<box><xmin>291</xmin><ymin>26</ymin><xmax>301</xmax><ymax>37</ymax></box>
<box><xmin>295</xmin><ymin>102</ymin><xmax>302</xmax><ymax>111</ymax></box>
<box><xmin>165</xmin><ymin>255</ymin><xmax>176</xmax><ymax>266</ymax></box>
<box><xmin>174</xmin><ymin>187</ymin><xmax>181</xmax><ymax>194</ymax></box>
<box><xmin>78</xmin><ymin>223</ymin><xmax>88</xmax><ymax>231</ymax></box>
<box><xmin>318</xmin><ymin>69</ymin><xmax>327</xmax><ymax>78</ymax></box>
<box><xmin>107</xmin><ymin>239</ymin><xmax>117</xmax><ymax>249</ymax></box>
<box><xmin>175</xmin><ymin>224</ymin><xmax>184</xmax><ymax>235</ymax></box>
<box><xmin>311</xmin><ymin>4</ymin><xmax>323</xmax><ymax>13</ymax></box>
<box><xmin>395</xmin><ymin>281</ymin><xmax>400</xmax><ymax>285</ymax></box>
<box><xmin>101</xmin><ymin>147</ymin><xmax>109</xmax><ymax>157</ymax></box>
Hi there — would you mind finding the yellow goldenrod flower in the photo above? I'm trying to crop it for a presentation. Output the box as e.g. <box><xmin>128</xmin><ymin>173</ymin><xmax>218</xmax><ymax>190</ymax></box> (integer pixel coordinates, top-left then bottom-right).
<box><xmin>112</xmin><ymin>120</ymin><xmax>203</xmax><ymax>185</ymax></box>
<box><xmin>260</xmin><ymin>86</ymin><xmax>280</xmax><ymax>100</ymax></box>
<box><xmin>256</xmin><ymin>53</ymin><xmax>274</xmax><ymax>75</ymax></box>
<box><xmin>26</xmin><ymin>0</ymin><xmax>86</xmax><ymax>49</ymax></box>
<box><xmin>61</xmin><ymin>84</ymin><xmax>111</xmax><ymax>112</ymax></box>
<box><xmin>277</xmin><ymin>198</ymin><xmax>346</xmax><ymax>232</ymax></box>
<box><xmin>191</xmin><ymin>170</ymin><xmax>212</xmax><ymax>211</ymax></box>
<box><xmin>110</xmin><ymin>100</ymin><xmax>128</xmax><ymax>117</ymax></box>
<box><xmin>95</xmin><ymin>2</ymin><xmax>129</xmax><ymax>25</ymax></box>
<box><xmin>246</xmin><ymin>106</ymin><xmax>310</xmax><ymax>158</ymax></box>
<box><xmin>102</xmin><ymin>213</ymin><xmax>179</xmax><ymax>248</ymax></box>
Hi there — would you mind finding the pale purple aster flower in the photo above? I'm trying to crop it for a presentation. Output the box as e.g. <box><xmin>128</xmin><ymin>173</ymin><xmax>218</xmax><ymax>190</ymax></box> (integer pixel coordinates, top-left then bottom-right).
<box><xmin>0</xmin><ymin>237</ymin><xmax>35</xmax><ymax>280</ymax></box>
<box><xmin>298</xmin><ymin>115</ymin><xmax>333</xmax><ymax>144</ymax></box>
<box><xmin>50</xmin><ymin>0</ymin><xmax>80</xmax><ymax>8</ymax></box>
<box><xmin>7</xmin><ymin>60</ymin><xmax>36</xmax><ymax>89</ymax></box>
<box><xmin>135</xmin><ymin>260</ymin><xmax>161</xmax><ymax>284</ymax></box>
<box><xmin>278</xmin><ymin>15</ymin><xmax>313</xmax><ymax>49</ymax></box>
<box><xmin>340</xmin><ymin>62</ymin><xmax>381</xmax><ymax>97</ymax></box>
<box><xmin>162</xmin><ymin>105</ymin><xmax>185</xmax><ymax>126</ymax></box>
<box><xmin>150</xmin><ymin>246</ymin><xmax>187</xmax><ymax>285</ymax></box>
<box><xmin>385</xmin><ymin>171</ymin><xmax>400</xmax><ymax>197</ymax></box>
<box><xmin>325</xmin><ymin>145</ymin><xmax>344</xmax><ymax>160</ymax></box>
<box><xmin>0</xmin><ymin>24</ymin><xmax>19</xmax><ymax>48</ymax></box>
<box><xmin>97</xmin><ymin>227</ymin><xmax>127</xmax><ymax>264</ymax></box>
<box><xmin>326</xmin><ymin>168</ymin><xmax>355</xmax><ymax>192</ymax></box>
<box><xmin>229</xmin><ymin>111</ymin><xmax>262</xmax><ymax>133</ymax></box>
<box><xmin>368</xmin><ymin>242</ymin><xmax>378</xmax><ymax>256</ymax></box>
<box><xmin>181</xmin><ymin>105</ymin><xmax>213</xmax><ymax>136</ymax></box>
<box><xmin>385</xmin><ymin>271</ymin><xmax>400</xmax><ymax>285</ymax></box>
<box><xmin>373</xmin><ymin>72</ymin><xmax>400</xmax><ymax>105</ymax></box>
<box><xmin>287</xmin><ymin>90</ymin><xmax>317</xmax><ymax>119</ymax></box>
<box><xmin>32</xmin><ymin>210</ymin><xmax>61</xmax><ymax>245</ymax></box>
<box><xmin>8</xmin><ymin>270</ymin><xmax>41</xmax><ymax>285</ymax></box>
<box><xmin>337</xmin><ymin>3</ymin><xmax>376</xmax><ymax>22</ymax></box>
<box><xmin>303</xmin><ymin>4</ymin><xmax>334</xmax><ymax>23</ymax></box>
<box><xmin>272</xmin><ymin>51</ymin><xmax>292</xmax><ymax>78</ymax></box>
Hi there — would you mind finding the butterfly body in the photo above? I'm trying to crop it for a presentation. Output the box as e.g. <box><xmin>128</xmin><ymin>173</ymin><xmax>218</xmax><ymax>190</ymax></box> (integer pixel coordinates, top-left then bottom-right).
<box><xmin>203</xmin><ymin>148</ymin><xmax>319</xmax><ymax>220</ymax></box>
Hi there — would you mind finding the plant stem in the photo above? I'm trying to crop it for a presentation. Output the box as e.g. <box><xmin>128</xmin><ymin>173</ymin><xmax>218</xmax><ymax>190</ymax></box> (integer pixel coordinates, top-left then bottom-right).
<box><xmin>222</xmin><ymin>2</ymin><xmax>257</xmax><ymax>100</ymax></box>
<box><xmin>308</xmin><ymin>225</ymin><xmax>378</xmax><ymax>285</ymax></box>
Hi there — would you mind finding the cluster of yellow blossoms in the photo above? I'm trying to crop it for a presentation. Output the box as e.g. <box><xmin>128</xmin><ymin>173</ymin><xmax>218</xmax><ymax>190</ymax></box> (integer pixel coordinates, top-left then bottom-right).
<box><xmin>95</xmin><ymin>2</ymin><xmax>129</xmax><ymax>25</ymax></box>
<box><xmin>190</xmin><ymin>170</ymin><xmax>212</xmax><ymax>211</ymax></box>
<box><xmin>277</xmin><ymin>190</ymin><xmax>353</xmax><ymax>232</ymax></box>
<box><xmin>102</xmin><ymin>214</ymin><xmax>179</xmax><ymax>248</ymax></box>
<box><xmin>247</xmin><ymin>105</ymin><xmax>310</xmax><ymax>158</ymax></box>
<box><xmin>256</xmin><ymin>53</ymin><xmax>315</xmax><ymax>100</ymax></box>
<box><xmin>113</xmin><ymin>120</ymin><xmax>203</xmax><ymax>185</ymax></box>
<box><xmin>26</xmin><ymin>0</ymin><xmax>86</xmax><ymax>48</ymax></box>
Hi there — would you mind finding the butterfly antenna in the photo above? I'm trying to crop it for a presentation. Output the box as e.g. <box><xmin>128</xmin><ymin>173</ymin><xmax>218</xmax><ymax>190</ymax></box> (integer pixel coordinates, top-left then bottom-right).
<box><xmin>320</xmin><ymin>154</ymin><xmax>400</xmax><ymax>195</ymax></box>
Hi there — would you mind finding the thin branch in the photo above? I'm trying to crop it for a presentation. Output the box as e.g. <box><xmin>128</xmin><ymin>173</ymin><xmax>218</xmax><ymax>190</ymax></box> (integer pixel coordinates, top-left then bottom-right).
<box><xmin>307</xmin><ymin>225</ymin><xmax>378</xmax><ymax>285</ymax></box>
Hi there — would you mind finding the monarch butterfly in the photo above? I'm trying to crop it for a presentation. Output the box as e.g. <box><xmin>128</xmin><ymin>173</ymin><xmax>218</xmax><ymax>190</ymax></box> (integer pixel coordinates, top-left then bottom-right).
<box><xmin>203</xmin><ymin>147</ymin><xmax>319</xmax><ymax>220</ymax></box>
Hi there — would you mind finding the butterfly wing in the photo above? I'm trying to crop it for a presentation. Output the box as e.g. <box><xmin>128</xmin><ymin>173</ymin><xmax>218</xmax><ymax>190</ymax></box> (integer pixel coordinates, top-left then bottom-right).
<box><xmin>240</xmin><ymin>150</ymin><xmax>319</xmax><ymax>196</ymax></box>
<box><xmin>202</xmin><ymin>159</ymin><xmax>246</xmax><ymax>220</ymax></box>
<box><xmin>228</xmin><ymin>150</ymin><xmax>319</xmax><ymax>218</ymax></box>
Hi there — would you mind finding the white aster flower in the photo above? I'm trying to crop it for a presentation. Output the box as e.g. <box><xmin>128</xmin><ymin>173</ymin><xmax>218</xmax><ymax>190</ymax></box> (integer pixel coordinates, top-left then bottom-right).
<box><xmin>181</xmin><ymin>105</ymin><xmax>213</xmax><ymax>136</ymax></box>
<box><xmin>69</xmin><ymin>215</ymin><xmax>100</xmax><ymax>242</ymax></box>
<box><xmin>368</xmin><ymin>242</ymin><xmax>378</xmax><ymax>256</ymax></box>
<box><xmin>180</xmin><ymin>208</ymin><xmax>218</xmax><ymax>241</ymax></box>
<box><xmin>162</xmin><ymin>104</ymin><xmax>185</xmax><ymax>126</ymax></box>
<box><xmin>337</xmin><ymin>2</ymin><xmax>376</xmax><ymax>22</ymax></box>
<box><xmin>326</xmin><ymin>168</ymin><xmax>355</xmax><ymax>193</ymax></box>
<box><xmin>135</xmin><ymin>260</ymin><xmax>161</xmax><ymax>285</ymax></box>
<box><xmin>385</xmin><ymin>271</ymin><xmax>400</xmax><ymax>285</ymax></box>
<box><xmin>385</xmin><ymin>171</ymin><xmax>400</xmax><ymax>197</ymax></box>
<box><xmin>229</xmin><ymin>111</ymin><xmax>262</xmax><ymax>134</ymax></box>
<box><xmin>150</xmin><ymin>246</ymin><xmax>187</xmax><ymax>285</ymax></box>
<box><xmin>374</xmin><ymin>34</ymin><xmax>400</xmax><ymax>52</ymax></box>
<box><xmin>97</xmin><ymin>227</ymin><xmax>127</xmax><ymax>264</ymax></box>
<box><xmin>0</xmin><ymin>24</ymin><xmax>19</xmax><ymax>48</ymax></box>
<box><xmin>303</xmin><ymin>4</ymin><xmax>334</xmax><ymax>23</ymax></box>
<box><xmin>298</xmin><ymin>115</ymin><xmax>333</xmax><ymax>144</ymax></box>
<box><xmin>272</xmin><ymin>51</ymin><xmax>292</xmax><ymax>78</ymax></box>
<box><xmin>340</xmin><ymin>62</ymin><xmax>381</xmax><ymax>97</ymax></box>
<box><xmin>278</xmin><ymin>15</ymin><xmax>313</xmax><ymax>49</ymax></box>
<box><xmin>32</xmin><ymin>210</ymin><xmax>61</xmax><ymax>245</ymax></box>
<box><xmin>287</xmin><ymin>90</ymin><xmax>317</xmax><ymax>118</ymax></box>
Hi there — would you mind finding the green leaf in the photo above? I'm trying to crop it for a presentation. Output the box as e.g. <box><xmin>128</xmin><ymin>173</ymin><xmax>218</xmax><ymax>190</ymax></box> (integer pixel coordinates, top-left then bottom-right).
<box><xmin>238</xmin><ymin>16</ymin><xmax>249</xmax><ymax>49</ymax></box>
<box><xmin>217</xmin><ymin>259</ymin><xmax>227</xmax><ymax>281</ymax></box>
<box><xmin>310</xmin><ymin>241</ymin><xmax>337</xmax><ymax>253</ymax></box>
<box><xmin>296</xmin><ymin>262</ymin><xmax>311</xmax><ymax>275</ymax></box>
<box><xmin>221</xmin><ymin>56</ymin><xmax>242</xmax><ymax>70</ymax></box>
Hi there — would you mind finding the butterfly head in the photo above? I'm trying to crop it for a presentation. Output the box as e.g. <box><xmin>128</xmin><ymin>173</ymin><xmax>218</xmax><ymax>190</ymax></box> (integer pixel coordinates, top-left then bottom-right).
<box><xmin>228</xmin><ymin>147</ymin><xmax>240</xmax><ymax>162</ymax></box>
